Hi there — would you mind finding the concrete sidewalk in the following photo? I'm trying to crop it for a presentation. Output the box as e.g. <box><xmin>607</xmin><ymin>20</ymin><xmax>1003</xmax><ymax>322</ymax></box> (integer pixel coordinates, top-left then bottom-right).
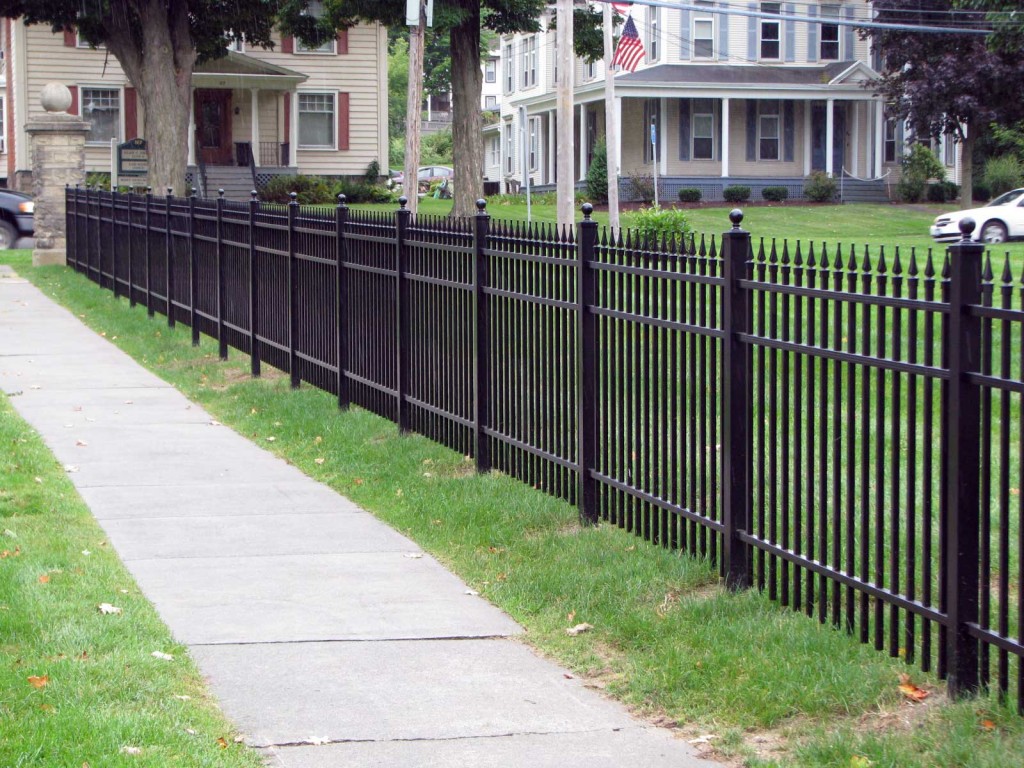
<box><xmin>1</xmin><ymin>270</ymin><xmax>720</xmax><ymax>768</ymax></box>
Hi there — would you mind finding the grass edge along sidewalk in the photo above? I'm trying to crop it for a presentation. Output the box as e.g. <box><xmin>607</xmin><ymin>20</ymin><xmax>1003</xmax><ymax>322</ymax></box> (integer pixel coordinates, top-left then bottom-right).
<box><xmin>0</xmin><ymin>396</ymin><xmax>263</xmax><ymax>766</ymax></box>
<box><xmin>5</xmin><ymin>251</ymin><xmax>1024</xmax><ymax>767</ymax></box>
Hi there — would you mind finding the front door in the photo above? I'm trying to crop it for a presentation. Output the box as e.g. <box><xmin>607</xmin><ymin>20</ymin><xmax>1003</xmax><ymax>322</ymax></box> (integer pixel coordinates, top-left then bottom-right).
<box><xmin>811</xmin><ymin>102</ymin><xmax>847</xmax><ymax>173</ymax></box>
<box><xmin>194</xmin><ymin>90</ymin><xmax>232</xmax><ymax>165</ymax></box>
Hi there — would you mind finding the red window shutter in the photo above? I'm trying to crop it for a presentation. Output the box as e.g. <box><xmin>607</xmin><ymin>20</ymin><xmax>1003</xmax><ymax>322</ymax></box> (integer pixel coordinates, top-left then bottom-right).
<box><xmin>281</xmin><ymin>35</ymin><xmax>293</xmax><ymax>54</ymax></box>
<box><xmin>63</xmin><ymin>27</ymin><xmax>76</xmax><ymax>47</ymax></box>
<box><xmin>68</xmin><ymin>85</ymin><xmax>79</xmax><ymax>116</ymax></box>
<box><xmin>336</xmin><ymin>28</ymin><xmax>348</xmax><ymax>54</ymax></box>
<box><xmin>124</xmin><ymin>87</ymin><xmax>138</xmax><ymax>139</ymax></box>
<box><xmin>337</xmin><ymin>92</ymin><xmax>349</xmax><ymax>151</ymax></box>
<box><xmin>283</xmin><ymin>94</ymin><xmax>291</xmax><ymax>147</ymax></box>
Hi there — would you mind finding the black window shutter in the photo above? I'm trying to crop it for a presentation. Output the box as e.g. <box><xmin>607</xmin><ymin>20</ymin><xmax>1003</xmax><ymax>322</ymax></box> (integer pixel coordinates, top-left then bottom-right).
<box><xmin>679</xmin><ymin>99</ymin><xmax>691</xmax><ymax>161</ymax></box>
<box><xmin>746</xmin><ymin>100</ymin><xmax>757</xmax><ymax>161</ymax></box>
<box><xmin>783</xmin><ymin>101</ymin><xmax>794</xmax><ymax>162</ymax></box>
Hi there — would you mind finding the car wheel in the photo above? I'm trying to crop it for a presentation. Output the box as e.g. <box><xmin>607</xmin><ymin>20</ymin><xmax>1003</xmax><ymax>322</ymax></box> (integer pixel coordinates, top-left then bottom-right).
<box><xmin>0</xmin><ymin>221</ymin><xmax>16</xmax><ymax>250</ymax></box>
<box><xmin>980</xmin><ymin>220</ymin><xmax>1007</xmax><ymax>244</ymax></box>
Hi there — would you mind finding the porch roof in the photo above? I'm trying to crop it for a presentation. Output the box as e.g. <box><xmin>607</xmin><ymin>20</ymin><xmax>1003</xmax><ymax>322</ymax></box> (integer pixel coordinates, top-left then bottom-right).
<box><xmin>191</xmin><ymin>52</ymin><xmax>308</xmax><ymax>91</ymax></box>
<box><xmin>615</xmin><ymin>61</ymin><xmax>859</xmax><ymax>87</ymax></box>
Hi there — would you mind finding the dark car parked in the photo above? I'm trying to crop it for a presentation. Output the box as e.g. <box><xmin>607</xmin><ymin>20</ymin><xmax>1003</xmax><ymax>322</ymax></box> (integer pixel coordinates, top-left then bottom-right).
<box><xmin>0</xmin><ymin>189</ymin><xmax>34</xmax><ymax>249</ymax></box>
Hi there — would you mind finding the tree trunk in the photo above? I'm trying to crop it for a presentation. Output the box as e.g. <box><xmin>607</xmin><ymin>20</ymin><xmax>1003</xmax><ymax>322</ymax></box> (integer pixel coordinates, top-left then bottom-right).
<box><xmin>404</xmin><ymin>10</ymin><xmax>426</xmax><ymax>214</ymax></box>
<box><xmin>960</xmin><ymin>124</ymin><xmax>976</xmax><ymax>208</ymax></box>
<box><xmin>449</xmin><ymin>1</ymin><xmax>483</xmax><ymax>218</ymax></box>
<box><xmin>106</xmin><ymin>0</ymin><xmax>196</xmax><ymax>196</ymax></box>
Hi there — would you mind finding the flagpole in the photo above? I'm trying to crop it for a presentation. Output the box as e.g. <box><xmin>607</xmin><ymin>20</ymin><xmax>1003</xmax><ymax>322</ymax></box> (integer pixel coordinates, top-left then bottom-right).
<box><xmin>603</xmin><ymin>2</ymin><xmax>620</xmax><ymax>231</ymax></box>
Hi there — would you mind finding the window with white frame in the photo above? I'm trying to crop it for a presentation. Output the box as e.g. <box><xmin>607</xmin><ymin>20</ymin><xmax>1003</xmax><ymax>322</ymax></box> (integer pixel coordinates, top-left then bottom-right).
<box><xmin>295</xmin><ymin>0</ymin><xmax>335</xmax><ymax>52</ymax></box>
<box><xmin>82</xmin><ymin>88</ymin><xmax>120</xmax><ymax>144</ymax></box>
<box><xmin>529</xmin><ymin>117</ymin><xmax>540</xmax><ymax>172</ymax></box>
<box><xmin>522</xmin><ymin>36</ymin><xmax>537</xmax><ymax>88</ymax></box>
<box><xmin>504</xmin><ymin>122</ymin><xmax>514</xmax><ymax>174</ymax></box>
<box><xmin>298</xmin><ymin>93</ymin><xmax>335</xmax><ymax>148</ymax></box>
<box><xmin>884</xmin><ymin>119</ymin><xmax>897</xmax><ymax>163</ymax></box>
<box><xmin>760</xmin><ymin>2</ymin><xmax>781</xmax><ymax>60</ymax></box>
<box><xmin>692</xmin><ymin>99</ymin><xmax>715</xmax><ymax>160</ymax></box>
<box><xmin>485</xmin><ymin>58</ymin><xmax>496</xmax><ymax>83</ymax></box>
<box><xmin>693</xmin><ymin>2</ymin><xmax>715</xmax><ymax>58</ymax></box>
<box><xmin>76</xmin><ymin>32</ymin><xmax>103</xmax><ymax>49</ymax></box>
<box><xmin>490</xmin><ymin>135</ymin><xmax>501</xmax><ymax>167</ymax></box>
<box><xmin>586</xmin><ymin>59</ymin><xmax>596</xmax><ymax>80</ymax></box>
<box><xmin>485</xmin><ymin>95</ymin><xmax>497</xmax><ymax>110</ymax></box>
<box><xmin>643</xmin><ymin>99</ymin><xmax>661</xmax><ymax>164</ymax></box>
<box><xmin>944</xmin><ymin>133</ymin><xmax>956</xmax><ymax>166</ymax></box>
<box><xmin>648</xmin><ymin>5</ymin><xmax>660</xmax><ymax>62</ymax></box>
<box><xmin>758</xmin><ymin>101</ymin><xmax>780</xmax><ymax>160</ymax></box>
<box><xmin>820</xmin><ymin>5</ymin><xmax>840</xmax><ymax>60</ymax></box>
<box><xmin>504</xmin><ymin>43</ymin><xmax>514</xmax><ymax>93</ymax></box>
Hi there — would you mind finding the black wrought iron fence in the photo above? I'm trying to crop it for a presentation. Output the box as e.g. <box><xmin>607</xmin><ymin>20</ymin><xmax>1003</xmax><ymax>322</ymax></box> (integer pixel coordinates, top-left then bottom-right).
<box><xmin>66</xmin><ymin>186</ymin><xmax>1023</xmax><ymax>709</ymax></box>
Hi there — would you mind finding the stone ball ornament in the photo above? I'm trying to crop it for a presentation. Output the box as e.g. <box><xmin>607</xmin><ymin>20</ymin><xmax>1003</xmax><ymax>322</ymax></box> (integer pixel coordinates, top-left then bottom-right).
<box><xmin>40</xmin><ymin>83</ymin><xmax>73</xmax><ymax>114</ymax></box>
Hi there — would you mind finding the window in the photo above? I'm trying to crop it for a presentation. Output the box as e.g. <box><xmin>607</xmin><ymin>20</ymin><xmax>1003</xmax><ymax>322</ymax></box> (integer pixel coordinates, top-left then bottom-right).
<box><xmin>820</xmin><ymin>5</ymin><xmax>840</xmax><ymax>61</ymax></box>
<box><xmin>504</xmin><ymin>122</ymin><xmax>514</xmax><ymax>174</ymax></box>
<box><xmin>586</xmin><ymin>59</ymin><xmax>596</xmax><ymax>80</ymax></box>
<box><xmin>944</xmin><ymin>133</ymin><xmax>956</xmax><ymax>166</ymax></box>
<box><xmin>82</xmin><ymin>88</ymin><xmax>120</xmax><ymax>144</ymax></box>
<box><xmin>485</xmin><ymin>95</ymin><xmax>497</xmax><ymax>110</ymax></box>
<box><xmin>485</xmin><ymin>58</ymin><xmax>496</xmax><ymax>83</ymax></box>
<box><xmin>529</xmin><ymin>117</ymin><xmax>540</xmax><ymax>172</ymax></box>
<box><xmin>490</xmin><ymin>136</ymin><xmax>501</xmax><ymax>167</ymax></box>
<box><xmin>643</xmin><ymin>99</ymin><xmax>661</xmax><ymax>164</ymax></box>
<box><xmin>884</xmin><ymin>119</ymin><xmax>897</xmax><ymax>163</ymax></box>
<box><xmin>504</xmin><ymin>43</ymin><xmax>514</xmax><ymax>93</ymax></box>
<box><xmin>76</xmin><ymin>33</ymin><xmax>104</xmax><ymax>49</ymax></box>
<box><xmin>295</xmin><ymin>0</ymin><xmax>334</xmax><ymax>52</ymax></box>
<box><xmin>692</xmin><ymin>99</ymin><xmax>714</xmax><ymax>160</ymax></box>
<box><xmin>298</xmin><ymin>93</ymin><xmax>335</xmax><ymax>148</ymax></box>
<box><xmin>760</xmin><ymin>2</ymin><xmax>781</xmax><ymax>60</ymax></box>
<box><xmin>694</xmin><ymin>18</ymin><xmax>714</xmax><ymax>59</ymax></box>
<box><xmin>758</xmin><ymin>101</ymin><xmax>780</xmax><ymax>160</ymax></box>
<box><xmin>648</xmin><ymin>5</ymin><xmax>660</xmax><ymax>61</ymax></box>
<box><xmin>522</xmin><ymin>36</ymin><xmax>537</xmax><ymax>88</ymax></box>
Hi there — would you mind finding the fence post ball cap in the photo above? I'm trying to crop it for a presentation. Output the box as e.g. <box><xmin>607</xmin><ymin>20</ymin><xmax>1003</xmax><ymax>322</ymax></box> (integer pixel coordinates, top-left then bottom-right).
<box><xmin>218</xmin><ymin>188</ymin><xmax>225</xmax><ymax>198</ymax></box>
<box><xmin>167</xmin><ymin>187</ymin><xmax>174</xmax><ymax>196</ymax></box>
<box><xmin>398</xmin><ymin>195</ymin><xmax>409</xmax><ymax>209</ymax></box>
<box><xmin>581</xmin><ymin>202</ymin><xmax>594</xmax><ymax>219</ymax></box>
<box><xmin>729</xmin><ymin>209</ymin><xmax>744</xmax><ymax>228</ymax></box>
<box><xmin>337</xmin><ymin>193</ymin><xmax>347</xmax><ymax>205</ymax></box>
<box><xmin>40</xmin><ymin>82</ymin><xmax>72</xmax><ymax>113</ymax></box>
<box><xmin>250</xmin><ymin>190</ymin><xmax>258</xmax><ymax>200</ymax></box>
<box><xmin>289</xmin><ymin>192</ymin><xmax>298</xmax><ymax>203</ymax></box>
<box><xmin>959</xmin><ymin>217</ymin><xmax>976</xmax><ymax>240</ymax></box>
<box><xmin>190</xmin><ymin>187</ymin><xmax>197</xmax><ymax>198</ymax></box>
<box><xmin>476</xmin><ymin>199</ymin><xmax>487</xmax><ymax>212</ymax></box>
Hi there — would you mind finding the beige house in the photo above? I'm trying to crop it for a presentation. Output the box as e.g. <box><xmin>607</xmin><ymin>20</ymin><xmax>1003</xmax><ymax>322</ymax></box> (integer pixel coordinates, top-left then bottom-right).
<box><xmin>1</xmin><ymin>18</ymin><xmax>388</xmax><ymax>196</ymax></box>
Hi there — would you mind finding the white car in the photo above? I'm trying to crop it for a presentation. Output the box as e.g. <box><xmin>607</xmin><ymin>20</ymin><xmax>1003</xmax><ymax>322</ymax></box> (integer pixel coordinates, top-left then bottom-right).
<box><xmin>930</xmin><ymin>188</ymin><xmax>1024</xmax><ymax>243</ymax></box>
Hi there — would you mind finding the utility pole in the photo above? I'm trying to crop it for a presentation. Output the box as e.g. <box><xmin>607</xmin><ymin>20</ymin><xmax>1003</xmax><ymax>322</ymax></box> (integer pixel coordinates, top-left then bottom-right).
<box><xmin>403</xmin><ymin>0</ymin><xmax>427</xmax><ymax>215</ymax></box>
<box><xmin>603</xmin><ymin>1</ymin><xmax>619</xmax><ymax>230</ymax></box>
<box><xmin>556</xmin><ymin>0</ymin><xmax>574</xmax><ymax>228</ymax></box>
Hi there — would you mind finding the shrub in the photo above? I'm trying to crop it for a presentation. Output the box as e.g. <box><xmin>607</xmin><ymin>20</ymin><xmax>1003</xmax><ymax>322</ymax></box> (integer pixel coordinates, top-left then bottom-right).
<box><xmin>626</xmin><ymin>170</ymin><xmax>655</xmax><ymax>202</ymax></box>
<box><xmin>86</xmin><ymin>172</ymin><xmax>111</xmax><ymax>191</ymax></box>
<box><xmin>260</xmin><ymin>174</ymin><xmax>333</xmax><ymax>204</ymax></box>
<box><xmin>926</xmin><ymin>181</ymin><xmax>960</xmax><ymax>203</ymax></box>
<box><xmin>631</xmin><ymin>205</ymin><xmax>691</xmax><ymax>246</ymax></box>
<box><xmin>586</xmin><ymin>139</ymin><xmax>609</xmax><ymax>203</ymax></box>
<box><xmin>761</xmin><ymin>186</ymin><xmax>789</xmax><ymax>202</ymax></box>
<box><xmin>723</xmin><ymin>185</ymin><xmax>751</xmax><ymax>203</ymax></box>
<box><xmin>972</xmin><ymin>181</ymin><xmax>992</xmax><ymax>202</ymax></box>
<box><xmin>803</xmin><ymin>171</ymin><xmax>838</xmax><ymax>203</ymax></box>
<box><xmin>677</xmin><ymin>187</ymin><xmax>702</xmax><ymax>203</ymax></box>
<box><xmin>896</xmin><ymin>143</ymin><xmax>945</xmax><ymax>203</ymax></box>
<box><xmin>421</xmin><ymin>129</ymin><xmax>453</xmax><ymax>165</ymax></box>
<box><xmin>982</xmin><ymin>154</ymin><xmax>1024</xmax><ymax>198</ymax></box>
<box><xmin>364</xmin><ymin>160</ymin><xmax>381</xmax><ymax>184</ymax></box>
<box><xmin>334</xmin><ymin>178</ymin><xmax>394</xmax><ymax>204</ymax></box>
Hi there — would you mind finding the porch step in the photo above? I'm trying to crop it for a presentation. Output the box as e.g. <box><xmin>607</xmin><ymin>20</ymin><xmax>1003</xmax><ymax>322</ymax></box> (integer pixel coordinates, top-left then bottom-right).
<box><xmin>838</xmin><ymin>177</ymin><xmax>892</xmax><ymax>204</ymax></box>
<box><xmin>203</xmin><ymin>167</ymin><xmax>259</xmax><ymax>201</ymax></box>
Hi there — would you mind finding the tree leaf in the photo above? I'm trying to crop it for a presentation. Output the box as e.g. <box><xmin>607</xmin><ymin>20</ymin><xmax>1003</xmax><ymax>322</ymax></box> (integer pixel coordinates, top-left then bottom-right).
<box><xmin>97</xmin><ymin>603</ymin><xmax>123</xmax><ymax>615</ymax></box>
<box><xmin>566</xmin><ymin>622</ymin><xmax>594</xmax><ymax>636</ymax></box>
<box><xmin>27</xmin><ymin>675</ymin><xmax>49</xmax><ymax>688</ymax></box>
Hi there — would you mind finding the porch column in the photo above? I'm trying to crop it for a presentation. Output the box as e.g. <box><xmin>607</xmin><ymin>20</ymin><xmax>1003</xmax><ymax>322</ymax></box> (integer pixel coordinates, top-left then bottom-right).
<box><xmin>825</xmin><ymin>97</ymin><xmax>835</xmax><ymax>177</ymax></box>
<box><xmin>289</xmin><ymin>90</ymin><xmax>299</xmax><ymax>167</ymax></box>
<box><xmin>187</xmin><ymin>88</ymin><xmax>196</xmax><ymax>166</ymax></box>
<box><xmin>850</xmin><ymin>101</ymin><xmax>859</xmax><ymax>177</ymax></box>
<box><xmin>874</xmin><ymin>99</ymin><xmax>884</xmax><ymax>177</ymax></box>
<box><xmin>578</xmin><ymin>103</ymin><xmax>587</xmax><ymax>181</ymax></box>
<box><xmin>250</xmin><ymin>88</ymin><xmax>261</xmax><ymax>168</ymax></box>
<box><xmin>659</xmin><ymin>97</ymin><xmax>668</xmax><ymax>176</ymax></box>
<box><xmin>803</xmin><ymin>101</ymin><xmax>812</xmax><ymax>175</ymax></box>
<box><xmin>720</xmin><ymin>97</ymin><xmax>730</xmax><ymax>178</ymax></box>
<box><xmin>547</xmin><ymin>110</ymin><xmax>556</xmax><ymax>184</ymax></box>
<box><xmin>614</xmin><ymin>97</ymin><xmax>623</xmax><ymax>175</ymax></box>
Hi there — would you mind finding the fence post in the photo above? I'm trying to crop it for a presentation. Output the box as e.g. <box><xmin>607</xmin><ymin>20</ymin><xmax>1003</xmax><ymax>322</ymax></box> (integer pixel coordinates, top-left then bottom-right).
<box><xmin>288</xmin><ymin>192</ymin><xmax>300</xmax><ymax>389</ymax></box>
<box><xmin>722</xmin><ymin>208</ymin><xmax>753</xmax><ymax>590</ymax></box>
<box><xmin>335</xmin><ymin>194</ymin><xmax>350</xmax><ymax>409</ymax></box>
<box><xmin>85</xmin><ymin>186</ymin><xmax>94</xmax><ymax>283</ymax></box>
<box><xmin>945</xmin><ymin>217</ymin><xmax>983</xmax><ymax>698</ymax></box>
<box><xmin>165</xmin><ymin>188</ymin><xmax>175</xmax><ymax>328</ymax></box>
<box><xmin>216</xmin><ymin>189</ymin><xmax>227</xmax><ymax>360</ymax></box>
<box><xmin>126</xmin><ymin>190</ymin><xmax>135</xmax><ymax>307</ymax></box>
<box><xmin>110</xmin><ymin>190</ymin><xmax>118</xmax><ymax>298</ymax></box>
<box><xmin>67</xmin><ymin>186</ymin><xmax>76</xmax><ymax>272</ymax></box>
<box><xmin>188</xmin><ymin>189</ymin><xmax>200</xmax><ymax>345</ymax></box>
<box><xmin>577</xmin><ymin>203</ymin><xmax>599</xmax><ymax>525</ymax></box>
<box><xmin>249</xmin><ymin>190</ymin><xmax>261</xmax><ymax>377</ymax></box>
<box><xmin>145</xmin><ymin>188</ymin><xmax>154</xmax><ymax>317</ymax></box>
<box><xmin>395</xmin><ymin>195</ymin><xmax>411</xmax><ymax>432</ymax></box>
<box><xmin>473</xmin><ymin>199</ymin><xmax>491</xmax><ymax>472</ymax></box>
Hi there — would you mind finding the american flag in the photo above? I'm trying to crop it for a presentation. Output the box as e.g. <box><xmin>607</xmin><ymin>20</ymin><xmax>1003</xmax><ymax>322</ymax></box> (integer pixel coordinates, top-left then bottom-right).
<box><xmin>612</xmin><ymin>14</ymin><xmax>645</xmax><ymax>73</ymax></box>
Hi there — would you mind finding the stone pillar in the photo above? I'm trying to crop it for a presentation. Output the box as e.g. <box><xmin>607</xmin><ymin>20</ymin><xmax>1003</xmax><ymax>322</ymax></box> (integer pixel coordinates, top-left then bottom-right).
<box><xmin>26</xmin><ymin>83</ymin><xmax>89</xmax><ymax>266</ymax></box>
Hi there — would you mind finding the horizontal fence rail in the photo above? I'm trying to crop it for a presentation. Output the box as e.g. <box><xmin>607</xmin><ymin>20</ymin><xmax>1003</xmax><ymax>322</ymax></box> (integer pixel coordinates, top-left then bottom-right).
<box><xmin>66</xmin><ymin>186</ymin><xmax>1024</xmax><ymax>710</ymax></box>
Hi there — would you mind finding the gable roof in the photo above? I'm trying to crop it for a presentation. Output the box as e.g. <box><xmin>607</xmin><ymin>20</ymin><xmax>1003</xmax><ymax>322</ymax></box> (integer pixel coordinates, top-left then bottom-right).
<box><xmin>191</xmin><ymin>51</ymin><xmax>308</xmax><ymax>90</ymax></box>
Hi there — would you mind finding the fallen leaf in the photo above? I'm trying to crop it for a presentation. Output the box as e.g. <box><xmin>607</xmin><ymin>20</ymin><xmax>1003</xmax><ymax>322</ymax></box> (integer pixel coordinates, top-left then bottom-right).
<box><xmin>395</xmin><ymin>488</ymin><xmax>403</xmax><ymax>497</ymax></box>
<box><xmin>266</xmin><ymin>436</ymin><xmax>276</xmax><ymax>442</ymax></box>
<box><xmin>898</xmin><ymin>673</ymin><xmax>929</xmax><ymax>702</ymax></box>
<box><xmin>38</xmin><ymin>574</ymin><xmax>50</xmax><ymax>584</ymax></box>
<box><xmin>464</xmin><ymin>589</ymin><xmax>479</xmax><ymax>596</ymax></box>
<box><xmin>151</xmin><ymin>651</ymin><xmax>174</xmax><ymax>661</ymax></box>
<box><xmin>314</xmin><ymin>436</ymin><xmax>323</xmax><ymax>444</ymax></box>
<box><xmin>209</xmin><ymin>420</ymin><xmax>221</xmax><ymax>427</ymax></box>
<box><xmin>849</xmin><ymin>757</ymin><xmax>874</xmax><ymax>768</ymax></box>
<box><xmin>353</xmin><ymin>478</ymin><xmax>364</xmax><ymax>486</ymax></box>
<box><xmin>566</xmin><ymin>622</ymin><xmax>594</xmax><ymax>636</ymax></box>
<box><xmin>64</xmin><ymin>465</ymin><xmax>80</xmax><ymax>473</ymax></box>
<box><xmin>980</xmin><ymin>719</ymin><xmax>996</xmax><ymax>732</ymax></box>
<box><xmin>119</xmin><ymin>746</ymin><xmax>141</xmax><ymax>755</ymax></box>
<box><xmin>314</xmin><ymin>457</ymin><xmax>325</xmax><ymax>465</ymax></box>
<box><xmin>688</xmin><ymin>734</ymin><xmax>716</xmax><ymax>745</ymax></box>
<box><xmin>216</xmin><ymin>737</ymin><xmax>229</xmax><ymax>749</ymax></box>
<box><xmin>173</xmin><ymin>695</ymin><xmax>192</xmax><ymax>701</ymax></box>
<box><xmin>563</xmin><ymin>673</ymin><xmax>573</xmax><ymax>679</ymax></box>
<box><xmin>76</xmin><ymin>439</ymin><xmax>88</xmax><ymax>447</ymax></box>
<box><xmin>423</xmin><ymin>471</ymin><xmax>433</xmax><ymax>477</ymax></box>
<box><xmin>185</xmin><ymin>728</ymin><xmax>197</xmax><ymax>736</ymax></box>
<box><xmin>1011</xmin><ymin>488</ymin><xmax>1019</xmax><ymax>497</ymax></box>
<box><xmin>34</xmin><ymin>477</ymin><xmax>42</xmax><ymax>484</ymax></box>
<box><xmin>3</xmin><ymin>529</ymin><xmax>15</xmax><ymax>538</ymax></box>
<box><xmin>567</xmin><ymin>610</ymin><xmax>576</xmax><ymax>622</ymax></box>
<box><xmin>81</xmin><ymin>550</ymin><xmax>91</xmax><ymax>556</ymax></box>
<box><xmin>39</xmin><ymin>703</ymin><xmax>55</xmax><ymax>712</ymax></box>
<box><xmin>27</xmin><ymin>675</ymin><xmax>49</xmax><ymax>688</ymax></box>
<box><xmin>97</xmin><ymin>603</ymin><xmax>123</xmax><ymax>615</ymax></box>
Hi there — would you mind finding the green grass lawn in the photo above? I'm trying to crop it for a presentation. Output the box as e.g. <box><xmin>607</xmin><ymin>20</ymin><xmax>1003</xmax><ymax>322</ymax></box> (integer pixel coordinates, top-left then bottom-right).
<box><xmin>3</xmin><ymin>230</ymin><xmax>1024</xmax><ymax>766</ymax></box>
